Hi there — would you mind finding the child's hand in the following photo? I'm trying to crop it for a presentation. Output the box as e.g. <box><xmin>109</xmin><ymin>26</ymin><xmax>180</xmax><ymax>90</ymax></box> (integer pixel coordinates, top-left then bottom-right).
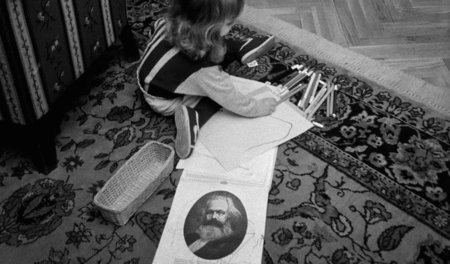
<box><xmin>258</xmin><ymin>97</ymin><xmax>278</xmax><ymax>116</ymax></box>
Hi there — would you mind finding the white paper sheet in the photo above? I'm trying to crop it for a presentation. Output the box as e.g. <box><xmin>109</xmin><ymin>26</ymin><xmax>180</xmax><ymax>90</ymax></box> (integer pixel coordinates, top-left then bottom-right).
<box><xmin>177</xmin><ymin>142</ymin><xmax>277</xmax><ymax>190</ymax></box>
<box><xmin>198</xmin><ymin>76</ymin><xmax>313</xmax><ymax>171</ymax></box>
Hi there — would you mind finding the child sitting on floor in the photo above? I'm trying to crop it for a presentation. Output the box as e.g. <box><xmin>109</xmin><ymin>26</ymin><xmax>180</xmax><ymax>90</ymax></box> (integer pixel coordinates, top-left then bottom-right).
<box><xmin>137</xmin><ymin>0</ymin><xmax>277</xmax><ymax>158</ymax></box>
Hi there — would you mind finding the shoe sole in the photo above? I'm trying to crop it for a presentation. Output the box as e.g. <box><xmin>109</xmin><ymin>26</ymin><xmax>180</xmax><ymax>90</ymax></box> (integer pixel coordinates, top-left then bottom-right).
<box><xmin>174</xmin><ymin>107</ymin><xmax>191</xmax><ymax>159</ymax></box>
<box><xmin>241</xmin><ymin>36</ymin><xmax>275</xmax><ymax>64</ymax></box>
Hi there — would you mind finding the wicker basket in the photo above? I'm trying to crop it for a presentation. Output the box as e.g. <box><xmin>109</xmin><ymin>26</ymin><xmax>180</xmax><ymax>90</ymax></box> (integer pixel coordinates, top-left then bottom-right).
<box><xmin>93</xmin><ymin>141</ymin><xmax>174</xmax><ymax>225</ymax></box>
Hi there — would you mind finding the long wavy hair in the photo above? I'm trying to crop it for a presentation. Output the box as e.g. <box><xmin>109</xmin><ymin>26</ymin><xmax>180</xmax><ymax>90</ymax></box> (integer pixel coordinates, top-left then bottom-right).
<box><xmin>165</xmin><ymin>0</ymin><xmax>244</xmax><ymax>63</ymax></box>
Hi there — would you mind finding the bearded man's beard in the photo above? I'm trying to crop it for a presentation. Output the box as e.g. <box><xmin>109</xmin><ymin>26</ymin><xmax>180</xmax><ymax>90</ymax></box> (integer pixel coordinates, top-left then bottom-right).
<box><xmin>196</xmin><ymin>219</ymin><xmax>234</xmax><ymax>241</ymax></box>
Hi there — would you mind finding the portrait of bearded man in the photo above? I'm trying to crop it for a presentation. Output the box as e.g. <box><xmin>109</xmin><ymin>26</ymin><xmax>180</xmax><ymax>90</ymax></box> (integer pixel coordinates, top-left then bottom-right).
<box><xmin>184</xmin><ymin>191</ymin><xmax>248</xmax><ymax>260</ymax></box>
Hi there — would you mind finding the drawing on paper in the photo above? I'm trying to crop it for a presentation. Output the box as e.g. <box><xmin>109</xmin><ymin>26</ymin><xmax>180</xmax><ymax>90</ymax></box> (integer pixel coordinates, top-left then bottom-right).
<box><xmin>183</xmin><ymin>190</ymin><xmax>248</xmax><ymax>260</ymax></box>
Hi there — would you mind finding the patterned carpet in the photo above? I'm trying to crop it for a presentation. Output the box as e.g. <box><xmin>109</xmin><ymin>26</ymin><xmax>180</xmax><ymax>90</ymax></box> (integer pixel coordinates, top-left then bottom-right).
<box><xmin>1</xmin><ymin>0</ymin><xmax>449</xmax><ymax>263</ymax></box>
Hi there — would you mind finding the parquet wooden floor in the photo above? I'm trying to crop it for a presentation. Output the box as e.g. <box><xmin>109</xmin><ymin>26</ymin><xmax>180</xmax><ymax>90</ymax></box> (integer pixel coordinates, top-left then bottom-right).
<box><xmin>246</xmin><ymin>0</ymin><xmax>450</xmax><ymax>90</ymax></box>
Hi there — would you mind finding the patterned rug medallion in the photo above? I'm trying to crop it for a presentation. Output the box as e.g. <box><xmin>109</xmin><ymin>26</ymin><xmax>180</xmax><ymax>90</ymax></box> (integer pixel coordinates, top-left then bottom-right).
<box><xmin>1</xmin><ymin>0</ymin><xmax>449</xmax><ymax>263</ymax></box>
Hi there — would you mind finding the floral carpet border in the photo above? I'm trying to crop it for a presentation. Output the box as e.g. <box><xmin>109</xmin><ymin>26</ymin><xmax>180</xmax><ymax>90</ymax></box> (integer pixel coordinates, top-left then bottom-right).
<box><xmin>291</xmin><ymin>131</ymin><xmax>449</xmax><ymax>238</ymax></box>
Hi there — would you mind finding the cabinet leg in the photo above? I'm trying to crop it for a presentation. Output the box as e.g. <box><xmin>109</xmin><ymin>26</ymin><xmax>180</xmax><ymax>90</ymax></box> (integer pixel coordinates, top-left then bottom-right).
<box><xmin>31</xmin><ymin>135</ymin><xmax>57</xmax><ymax>174</ymax></box>
<box><xmin>29</xmin><ymin>116</ymin><xmax>60</xmax><ymax>175</ymax></box>
<box><xmin>1</xmin><ymin>120</ymin><xmax>58</xmax><ymax>175</ymax></box>
<box><xmin>120</xmin><ymin>24</ymin><xmax>140</xmax><ymax>62</ymax></box>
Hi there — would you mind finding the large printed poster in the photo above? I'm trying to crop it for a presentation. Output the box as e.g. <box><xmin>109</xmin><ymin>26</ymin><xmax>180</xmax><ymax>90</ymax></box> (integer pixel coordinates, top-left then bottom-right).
<box><xmin>152</xmin><ymin>149</ymin><xmax>276</xmax><ymax>263</ymax></box>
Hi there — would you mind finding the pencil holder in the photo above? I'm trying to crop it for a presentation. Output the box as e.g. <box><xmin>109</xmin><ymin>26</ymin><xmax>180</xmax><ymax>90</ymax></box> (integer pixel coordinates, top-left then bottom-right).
<box><xmin>93</xmin><ymin>141</ymin><xmax>175</xmax><ymax>225</ymax></box>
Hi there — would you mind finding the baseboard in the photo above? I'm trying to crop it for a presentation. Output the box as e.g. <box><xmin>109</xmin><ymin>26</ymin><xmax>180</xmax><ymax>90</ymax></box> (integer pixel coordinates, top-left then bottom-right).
<box><xmin>239</xmin><ymin>5</ymin><xmax>450</xmax><ymax>117</ymax></box>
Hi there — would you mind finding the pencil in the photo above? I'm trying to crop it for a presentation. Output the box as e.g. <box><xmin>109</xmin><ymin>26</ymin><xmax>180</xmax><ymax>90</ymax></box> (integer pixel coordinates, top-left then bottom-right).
<box><xmin>298</xmin><ymin>72</ymin><xmax>321</xmax><ymax>110</ymax></box>
<box><xmin>278</xmin><ymin>83</ymin><xmax>307</xmax><ymax>104</ymax></box>
<box><xmin>306</xmin><ymin>83</ymin><xmax>336</xmax><ymax>119</ymax></box>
